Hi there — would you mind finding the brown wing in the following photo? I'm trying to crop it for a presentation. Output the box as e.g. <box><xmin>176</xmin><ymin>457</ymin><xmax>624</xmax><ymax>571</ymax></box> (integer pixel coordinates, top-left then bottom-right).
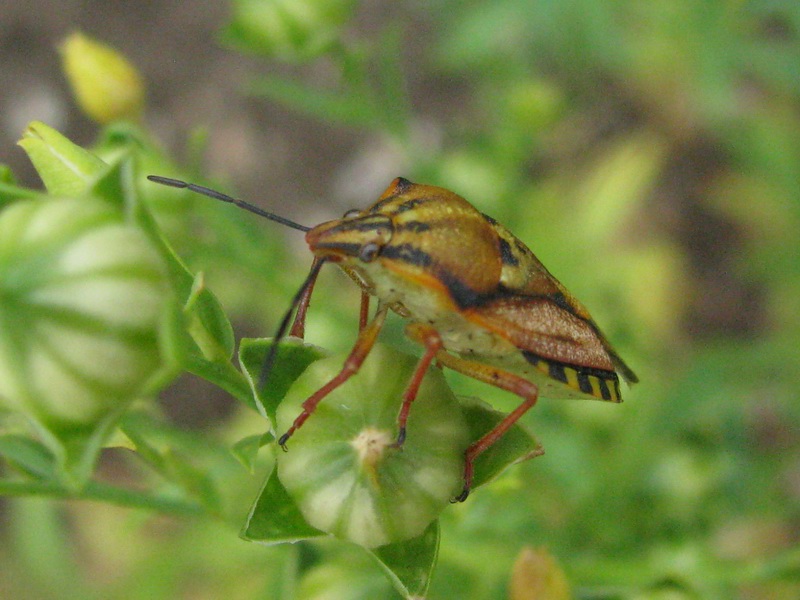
<box><xmin>466</xmin><ymin>295</ymin><xmax>615</xmax><ymax>371</ymax></box>
<box><xmin>479</xmin><ymin>216</ymin><xmax>638</xmax><ymax>384</ymax></box>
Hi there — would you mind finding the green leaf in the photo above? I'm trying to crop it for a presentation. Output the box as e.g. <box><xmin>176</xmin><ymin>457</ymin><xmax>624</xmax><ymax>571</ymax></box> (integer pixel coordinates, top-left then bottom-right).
<box><xmin>221</xmin><ymin>0</ymin><xmax>355</xmax><ymax>62</ymax></box>
<box><xmin>184</xmin><ymin>272</ymin><xmax>236</xmax><ymax>362</ymax></box>
<box><xmin>93</xmin><ymin>120</ymin><xmax>153</xmax><ymax>153</ymax></box>
<box><xmin>161</xmin><ymin>448</ymin><xmax>223</xmax><ymax>515</ymax></box>
<box><xmin>117</xmin><ymin>412</ymin><xmax>169</xmax><ymax>473</ymax></box>
<box><xmin>87</xmin><ymin>151</ymin><xmax>127</xmax><ymax>207</ymax></box>
<box><xmin>125</xmin><ymin>168</ymin><xmax>252</xmax><ymax>407</ymax></box>
<box><xmin>248</xmin><ymin>75</ymin><xmax>383</xmax><ymax>129</ymax></box>
<box><xmin>239</xmin><ymin>337</ymin><xmax>328</xmax><ymax>420</ymax></box>
<box><xmin>93</xmin><ymin>123</ymin><xmax>200</xmax><ymax>242</ymax></box>
<box><xmin>118</xmin><ymin>411</ymin><xmax>231</xmax><ymax>515</ymax></box>
<box><xmin>0</xmin><ymin>164</ymin><xmax>15</xmax><ymax>184</ymax></box>
<box><xmin>242</xmin><ymin>466</ymin><xmax>325</xmax><ymax>544</ymax></box>
<box><xmin>184</xmin><ymin>351</ymin><xmax>255</xmax><ymax>410</ymax></box>
<box><xmin>369</xmin><ymin>521</ymin><xmax>440</xmax><ymax>599</ymax></box>
<box><xmin>0</xmin><ymin>435</ymin><xmax>57</xmax><ymax>480</ymax></box>
<box><xmin>17</xmin><ymin>121</ymin><xmax>108</xmax><ymax>195</ymax></box>
<box><xmin>93</xmin><ymin>123</ymin><xmax>194</xmax><ymax>219</ymax></box>
<box><xmin>106</xmin><ymin>160</ymin><xmax>230</xmax><ymax>360</ymax></box>
<box><xmin>231</xmin><ymin>432</ymin><xmax>273</xmax><ymax>472</ymax></box>
<box><xmin>172</xmin><ymin>270</ymin><xmax>243</xmax><ymax>402</ymax></box>
<box><xmin>35</xmin><ymin>403</ymin><xmax>132</xmax><ymax>490</ymax></box>
<box><xmin>461</xmin><ymin>396</ymin><xmax>544</xmax><ymax>492</ymax></box>
<box><xmin>86</xmin><ymin>147</ymin><xmax>159</xmax><ymax>213</ymax></box>
<box><xmin>0</xmin><ymin>165</ymin><xmax>41</xmax><ymax>207</ymax></box>
<box><xmin>0</xmin><ymin>182</ymin><xmax>41</xmax><ymax>207</ymax></box>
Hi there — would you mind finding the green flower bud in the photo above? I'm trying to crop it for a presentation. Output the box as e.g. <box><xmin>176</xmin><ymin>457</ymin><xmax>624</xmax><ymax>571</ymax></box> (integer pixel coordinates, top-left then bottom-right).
<box><xmin>18</xmin><ymin>121</ymin><xmax>108</xmax><ymax>196</ymax></box>
<box><xmin>60</xmin><ymin>32</ymin><xmax>145</xmax><ymax>124</ymax></box>
<box><xmin>0</xmin><ymin>197</ymin><xmax>169</xmax><ymax>430</ymax></box>
<box><xmin>276</xmin><ymin>344</ymin><xmax>469</xmax><ymax>548</ymax></box>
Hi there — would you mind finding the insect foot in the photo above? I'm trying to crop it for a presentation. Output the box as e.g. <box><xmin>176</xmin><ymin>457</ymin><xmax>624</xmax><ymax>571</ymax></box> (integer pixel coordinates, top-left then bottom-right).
<box><xmin>453</xmin><ymin>487</ymin><xmax>470</xmax><ymax>504</ymax></box>
<box><xmin>275</xmin><ymin>344</ymin><xmax>468</xmax><ymax>548</ymax></box>
<box><xmin>391</xmin><ymin>426</ymin><xmax>408</xmax><ymax>448</ymax></box>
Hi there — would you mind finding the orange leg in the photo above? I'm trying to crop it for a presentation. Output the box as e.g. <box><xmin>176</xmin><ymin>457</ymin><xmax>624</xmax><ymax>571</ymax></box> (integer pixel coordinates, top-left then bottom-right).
<box><xmin>278</xmin><ymin>304</ymin><xmax>388</xmax><ymax>448</ymax></box>
<box><xmin>358</xmin><ymin>292</ymin><xmax>370</xmax><ymax>332</ymax></box>
<box><xmin>289</xmin><ymin>258</ymin><xmax>323</xmax><ymax>339</ymax></box>
<box><xmin>406</xmin><ymin>324</ymin><xmax>539</xmax><ymax>502</ymax></box>
<box><xmin>393</xmin><ymin>325</ymin><xmax>444</xmax><ymax>447</ymax></box>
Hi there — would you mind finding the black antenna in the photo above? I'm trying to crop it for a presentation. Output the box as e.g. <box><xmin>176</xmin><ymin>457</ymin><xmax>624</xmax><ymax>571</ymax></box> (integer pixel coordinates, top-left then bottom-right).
<box><xmin>147</xmin><ymin>175</ymin><xmax>311</xmax><ymax>233</ymax></box>
<box><xmin>258</xmin><ymin>258</ymin><xmax>326</xmax><ymax>391</ymax></box>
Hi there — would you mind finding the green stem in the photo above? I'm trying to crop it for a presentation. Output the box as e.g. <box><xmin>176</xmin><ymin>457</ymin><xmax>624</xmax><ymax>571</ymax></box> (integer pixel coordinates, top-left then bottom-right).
<box><xmin>0</xmin><ymin>182</ymin><xmax>41</xmax><ymax>200</ymax></box>
<box><xmin>0</xmin><ymin>478</ymin><xmax>206</xmax><ymax>517</ymax></box>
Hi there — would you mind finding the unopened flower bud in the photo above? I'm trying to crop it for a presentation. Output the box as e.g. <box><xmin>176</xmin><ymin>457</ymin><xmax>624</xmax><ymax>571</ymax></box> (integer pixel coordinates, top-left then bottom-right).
<box><xmin>60</xmin><ymin>32</ymin><xmax>145</xmax><ymax>124</ymax></box>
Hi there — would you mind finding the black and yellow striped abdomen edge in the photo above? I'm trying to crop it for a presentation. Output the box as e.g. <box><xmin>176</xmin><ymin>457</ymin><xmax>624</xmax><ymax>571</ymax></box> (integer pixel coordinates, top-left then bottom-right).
<box><xmin>521</xmin><ymin>350</ymin><xmax>622</xmax><ymax>403</ymax></box>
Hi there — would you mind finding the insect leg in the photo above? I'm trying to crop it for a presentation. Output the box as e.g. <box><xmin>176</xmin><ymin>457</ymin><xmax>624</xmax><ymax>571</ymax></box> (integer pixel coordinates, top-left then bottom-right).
<box><xmin>420</xmin><ymin>348</ymin><xmax>539</xmax><ymax>503</ymax></box>
<box><xmin>278</xmin><ymin>304</ymin><xmax>389</xmax><ymax>448</ymax></box>
<box><xmin>393</xmin><ymin>324</ymin><xmax>444</xmax><ymax>447</ymax></box>
<box><xmin>259</xmin><ymin>259</ymin><xmax>325</xmax><ymax>391</ymax></box>
<box><xmin>289</xmin><ymin>257</ymin><xmax>323</xmax><ymax>338</ymax></box>
<box><xmin>358</xmin><ymin>292</ymin><xmax>370</xmax><ymax>332</ymax></box>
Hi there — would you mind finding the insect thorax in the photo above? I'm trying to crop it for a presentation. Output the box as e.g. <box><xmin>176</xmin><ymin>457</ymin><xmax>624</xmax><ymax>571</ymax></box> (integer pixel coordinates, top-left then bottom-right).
<box><xmin>353</xmin><ymin>260</ymin><xmax>516</xmax><ymax>358</ymax></box>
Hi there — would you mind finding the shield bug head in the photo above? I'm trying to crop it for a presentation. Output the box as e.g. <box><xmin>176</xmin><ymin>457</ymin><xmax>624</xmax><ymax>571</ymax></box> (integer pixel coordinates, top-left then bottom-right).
<box><xmin>148</xmin><ymin>175</ymin><xmax>637</xmax><ymax>501</ymax></box>
<box><xmin>304</xmin><ymin>212</ymin><xmax>394</xmax><ymax>265</ymax></box>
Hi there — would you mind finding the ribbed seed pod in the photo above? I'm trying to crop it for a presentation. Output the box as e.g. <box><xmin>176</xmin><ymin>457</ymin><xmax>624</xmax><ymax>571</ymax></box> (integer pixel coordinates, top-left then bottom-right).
<box><xmin>276</xmin><ymin>344</ymin><xmax>469</xmax><ymax>548</ymax></box>
<box><xmin>0</xmin><ymin>197</ymin><xmax>169</xmax><ymax>429</ymax></box>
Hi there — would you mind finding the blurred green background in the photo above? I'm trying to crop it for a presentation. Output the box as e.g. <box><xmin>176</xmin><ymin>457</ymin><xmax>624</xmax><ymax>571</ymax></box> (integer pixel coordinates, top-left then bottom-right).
<box><xmin>1</xmin><ymin>0</ymin><xmax>799</xmax><ymax>598</ymax></box>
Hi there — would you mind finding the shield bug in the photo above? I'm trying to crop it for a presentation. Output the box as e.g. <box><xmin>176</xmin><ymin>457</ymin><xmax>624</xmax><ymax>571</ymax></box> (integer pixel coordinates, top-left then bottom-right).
<box><xmin>148</xmin><ymin>175</ymin><xmax>638</xmax><ymax>501</ymax></box>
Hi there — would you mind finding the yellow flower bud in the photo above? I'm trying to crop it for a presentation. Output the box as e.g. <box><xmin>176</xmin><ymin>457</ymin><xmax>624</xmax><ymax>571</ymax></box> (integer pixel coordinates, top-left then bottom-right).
<box><xmin>510</xmin><ymin>547</ymin><xmax>572</xmax><ymax>600</ymax></box>
<box><xmin>59</xmin><ymin>32</ymin><xmax>145</xmax><ymax>124</ymax></box>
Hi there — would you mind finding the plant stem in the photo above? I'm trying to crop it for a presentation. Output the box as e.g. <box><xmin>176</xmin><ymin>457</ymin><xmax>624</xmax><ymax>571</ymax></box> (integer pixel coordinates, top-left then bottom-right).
<box><xmin>0</xmin><ymin>182</ymin><xmax>41</xmax><ymax>199</ymax></box>
<box><xmin>0</xmin><ymin>478</ymin><xmax>206</xmax><ymax>517</ymax></box>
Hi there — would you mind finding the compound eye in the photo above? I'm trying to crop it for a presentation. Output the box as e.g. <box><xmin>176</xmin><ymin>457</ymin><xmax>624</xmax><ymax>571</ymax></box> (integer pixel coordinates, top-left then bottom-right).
<box><xmin>359</xmin><ymin>242</ymin><xmax>381</xmax><ymax>263</ymax></box>
<box><xmin>343</xmin><ymin>208</ymin><xmax>361</xmax><ymax>219</ymax></box>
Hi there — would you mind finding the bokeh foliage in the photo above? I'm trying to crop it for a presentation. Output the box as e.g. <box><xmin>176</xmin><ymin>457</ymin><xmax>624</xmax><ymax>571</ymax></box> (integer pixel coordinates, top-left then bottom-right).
<box><xmin>2</xmin><ymin>0</ymin><xmax>799</xmax><ymax>598</ymax></box>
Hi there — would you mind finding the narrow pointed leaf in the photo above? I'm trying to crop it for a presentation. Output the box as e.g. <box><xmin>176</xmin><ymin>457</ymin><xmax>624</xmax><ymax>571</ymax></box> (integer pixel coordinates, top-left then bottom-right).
<box><xmin>0</xmin><ymin>435</ymin><xmax>57</xmax><ymax>480</ymax></box>
<box><xmin>231</xmin><ymin>432</ymin><xmax>273</xmax><ymax>472</ymax></box>
<box><xmin>239</xmin><ymin>337</ymin><xmax>328</xmax><ymax>420</ymax></box>
<box><xmin>248</xmin><ymin>76</ymin><xmax>382</xmax><ymax>129</ymax></box>
<box><xmin>17</xmin><ymin>121</ymin><xmax>108</xmax><ymax>195</ymax></box>
<box><xmin>369</xmin><ymin>520</ymin><xmax>440</xmax><ymax>599</ymax></box>
<box><xmin>242</xmin><ymin>466</ymin><xmax>325</xmax><ymax>544</ymax></box>
<box><xmin>461</xmin><ymin>396</ymin><xmax>544</xmax><ymax>491</ymax></box>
